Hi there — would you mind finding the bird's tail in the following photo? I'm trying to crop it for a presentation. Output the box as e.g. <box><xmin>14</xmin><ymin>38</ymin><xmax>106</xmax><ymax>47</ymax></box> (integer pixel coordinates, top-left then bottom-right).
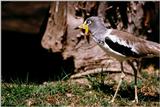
<box><xmin>147</xmin><ymin>41</ymin><xmax>160</xmax><ymax>57</ymax></box>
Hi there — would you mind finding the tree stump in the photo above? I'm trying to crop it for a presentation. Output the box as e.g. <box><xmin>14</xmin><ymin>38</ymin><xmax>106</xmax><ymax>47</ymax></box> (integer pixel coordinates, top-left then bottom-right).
<box><xmin>41</xmin><ymin>1</ymin><xmax>159</xmax><ymax>77</ymax></box>
<box><xmin>41</xmin><ymin>2</ymin><xmax>125</xmax><ymax>74</ymax></box>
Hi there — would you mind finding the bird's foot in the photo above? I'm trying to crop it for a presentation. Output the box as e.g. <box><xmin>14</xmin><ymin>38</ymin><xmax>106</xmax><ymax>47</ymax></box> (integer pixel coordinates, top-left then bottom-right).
<box><xmin>131</xmin><ymin>98</ymin><xmax>138</xmax><ymax>104</ymax></box>
<box><xmin>109</xmin><ymin>98</ymin><xmax>115</xmax><ymax>104</ymax></box>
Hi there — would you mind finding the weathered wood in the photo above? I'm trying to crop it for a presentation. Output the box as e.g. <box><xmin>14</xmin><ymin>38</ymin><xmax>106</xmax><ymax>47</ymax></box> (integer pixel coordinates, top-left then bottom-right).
<box><xmin>42</xmin><ymin>2</ymin><xmax>159</xmax><ymax>73</ymax></box>
<box><xmin>70</xmin><ymin>67</ymin><xmax>142</xmax><ymax>79</ymax></box>
<box><xmin>41</xmin><ymin>2</ymin><xmax>67</xmax><ymax>52</ymax></box>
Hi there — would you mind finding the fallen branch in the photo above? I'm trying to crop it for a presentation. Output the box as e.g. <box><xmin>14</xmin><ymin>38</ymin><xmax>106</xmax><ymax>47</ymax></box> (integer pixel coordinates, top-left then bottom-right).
<box><xmin>70</xmin><ymin>67</ymin><xmax>142</xmax><ymax>79</ymax></box>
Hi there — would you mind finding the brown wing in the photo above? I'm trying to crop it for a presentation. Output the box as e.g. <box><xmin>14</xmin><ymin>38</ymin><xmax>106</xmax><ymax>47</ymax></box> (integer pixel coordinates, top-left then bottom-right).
<box><xmin>111</xmin><ymin>29</ymin><xmax>160</xmax><ymax>57</ymax></box>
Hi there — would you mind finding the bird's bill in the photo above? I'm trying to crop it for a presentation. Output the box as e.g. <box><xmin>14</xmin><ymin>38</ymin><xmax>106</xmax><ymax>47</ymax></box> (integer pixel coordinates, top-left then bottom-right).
<box><xmin>78</xmin><ymin>21</ymin><xmax>89</xmax><ymax>35</ymax></box>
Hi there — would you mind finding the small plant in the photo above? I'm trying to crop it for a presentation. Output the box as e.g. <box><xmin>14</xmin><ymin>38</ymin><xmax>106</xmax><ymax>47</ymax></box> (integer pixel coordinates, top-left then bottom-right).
<box><xmin>2</xmin><ymin>83</ymin><xmax>36</xmax><ymax>106</ymax></box>
<box><xmin>100</xmin><ymin>100</ymin><xmax>110</xmax><ymax>107</ymax></box>
<box><xmin>2</xmin><ymin>69</ymin><xmax>159</xmax><ymax>106</ymax></box>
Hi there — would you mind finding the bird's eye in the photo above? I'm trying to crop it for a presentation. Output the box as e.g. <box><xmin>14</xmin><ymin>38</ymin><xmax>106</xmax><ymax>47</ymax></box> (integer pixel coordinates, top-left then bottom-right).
<box><xmin>86</xmin><ymin>20</ymin><xmax>92</xmax><ymax>25</ymax></box>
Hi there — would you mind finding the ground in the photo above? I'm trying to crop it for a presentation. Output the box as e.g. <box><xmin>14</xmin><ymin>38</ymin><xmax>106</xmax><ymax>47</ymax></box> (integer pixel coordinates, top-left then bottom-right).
<box><xmin>2</xmin><ymin>66</ymin><xmax>160</xmax><ymax>106</ymax></box>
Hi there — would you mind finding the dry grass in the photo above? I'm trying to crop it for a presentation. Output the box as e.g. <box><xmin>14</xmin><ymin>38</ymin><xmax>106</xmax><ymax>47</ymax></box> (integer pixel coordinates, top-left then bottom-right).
<box><xmin>2</xmin><ymin>67</ymin><xmax>160</xmax><ymax>106</ymax></box>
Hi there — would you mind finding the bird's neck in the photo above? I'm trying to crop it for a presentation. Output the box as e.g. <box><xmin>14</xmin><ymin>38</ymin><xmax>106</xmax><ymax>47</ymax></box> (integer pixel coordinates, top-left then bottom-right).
<box><xmin>91</xmin><ymin>27</ymin><xmax>109</xmax><ymax>40</ymax></box>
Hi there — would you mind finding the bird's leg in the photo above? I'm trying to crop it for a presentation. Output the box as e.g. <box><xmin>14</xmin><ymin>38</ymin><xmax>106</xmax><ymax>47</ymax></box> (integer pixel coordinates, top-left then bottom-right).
<box><xmin>134</xmin><ymin>59</ymin><xmax>142</xmax><ymax>74</ymax></box>
<box><xmin>110</xmin><ymin>62</ymin><xmax>125</xmax><ymax>103</ymax></box>
<box><xmin>127</xmin><ymin>60</ymin><xmax>138</xmax><ymax>104</ymax></box>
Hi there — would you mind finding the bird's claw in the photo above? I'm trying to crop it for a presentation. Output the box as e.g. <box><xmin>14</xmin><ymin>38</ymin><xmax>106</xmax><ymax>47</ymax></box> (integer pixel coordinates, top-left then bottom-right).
<box><xmin>131</xmin><ymin>99</ymin><xmax>138</xmax><ymax>104</ymax></box>
<box><xmin>109</xmin><ymin>99</ymin><xmax>114</xmax><ymax>104</ymax></box>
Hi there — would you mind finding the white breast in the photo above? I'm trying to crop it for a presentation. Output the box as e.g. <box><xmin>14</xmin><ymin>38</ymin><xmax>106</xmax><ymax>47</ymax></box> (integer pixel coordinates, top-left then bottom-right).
<box><xmin>92</xmin><ymin>29</ymin><xmax>129</xmax><ymax>61</ymax></box>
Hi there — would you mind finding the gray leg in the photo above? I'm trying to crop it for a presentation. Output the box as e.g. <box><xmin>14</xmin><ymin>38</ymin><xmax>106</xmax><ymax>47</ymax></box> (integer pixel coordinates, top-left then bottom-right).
<box><xmin>110</xmin><ymin>62</ymin><xmax>125</xmax><ymax>103</ymax></box>
<box><xmin>127</xmin><ymin>60</ymin><xmax>138</xmax><ymax>104</ymax></box>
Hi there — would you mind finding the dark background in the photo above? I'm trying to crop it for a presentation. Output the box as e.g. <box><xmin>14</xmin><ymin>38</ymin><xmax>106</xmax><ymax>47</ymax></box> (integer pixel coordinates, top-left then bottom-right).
<box><xmin>2</xmin><ymin>2</ymin><xmax>74</xmax><ymax>83</ymax></box>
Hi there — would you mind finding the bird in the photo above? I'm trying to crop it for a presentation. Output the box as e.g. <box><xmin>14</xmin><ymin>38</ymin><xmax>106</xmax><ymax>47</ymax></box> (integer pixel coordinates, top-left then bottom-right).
<box><xmin>77</xmin><ymin>16</ymin><xmax>160</xmax><ymax>104</ymax></box>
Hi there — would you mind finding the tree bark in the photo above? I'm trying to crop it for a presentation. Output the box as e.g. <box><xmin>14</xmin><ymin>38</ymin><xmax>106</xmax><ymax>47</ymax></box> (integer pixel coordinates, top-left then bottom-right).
<box><xmin>41</xmin><ymin>2</ymin><xmax>128</xmax><ymax>74</ymax></box>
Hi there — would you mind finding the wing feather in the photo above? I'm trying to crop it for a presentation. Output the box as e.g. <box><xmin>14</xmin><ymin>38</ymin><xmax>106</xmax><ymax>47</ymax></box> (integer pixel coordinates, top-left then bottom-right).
<box><xmin>105</xmin><ymin>36</ymin><xmax>140</xmax><ymax>58</ymax></box>
<box><xmin>109</xmin><ymin>29</ymin><xmax>160</xmax><ymax>57</ymax></box>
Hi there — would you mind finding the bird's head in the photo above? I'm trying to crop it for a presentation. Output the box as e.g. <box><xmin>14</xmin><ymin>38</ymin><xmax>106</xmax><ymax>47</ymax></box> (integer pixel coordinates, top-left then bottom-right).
<box><xmin>75</xmin><ymin>16</ymin><xmax>106</xmax><ymax>43</ymax></box>
<box><xmin>77</xmin><ymin>16</ymin><xmax>106</xmax><ymax>35</ymax></box>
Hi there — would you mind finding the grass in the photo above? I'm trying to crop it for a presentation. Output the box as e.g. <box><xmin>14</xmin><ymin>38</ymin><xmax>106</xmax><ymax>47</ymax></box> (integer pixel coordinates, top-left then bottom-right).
<box><xmin>2</xmin><ymin>69</ymin><xmax>160</xmax><ymax>106</ymax></box>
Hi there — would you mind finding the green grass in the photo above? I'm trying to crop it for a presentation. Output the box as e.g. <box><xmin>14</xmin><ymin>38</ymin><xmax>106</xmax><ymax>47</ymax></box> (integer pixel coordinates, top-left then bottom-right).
<box><xmin>2</xmin><ymin>70</ymin><xmax>160</xmax><ymax>106</ymax></box>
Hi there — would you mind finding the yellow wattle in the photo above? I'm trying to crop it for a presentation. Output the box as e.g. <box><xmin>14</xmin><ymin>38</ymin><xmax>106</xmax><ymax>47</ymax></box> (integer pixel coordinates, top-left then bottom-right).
<box><xmin>83</xmin><ymin>24</ymin><xmax>89</xmax><ymax>35</ymax></box>
<box><xmin>78</xmin><ymin>22</ymin><xmax>89</xmax><ymax>35</ymax></box>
